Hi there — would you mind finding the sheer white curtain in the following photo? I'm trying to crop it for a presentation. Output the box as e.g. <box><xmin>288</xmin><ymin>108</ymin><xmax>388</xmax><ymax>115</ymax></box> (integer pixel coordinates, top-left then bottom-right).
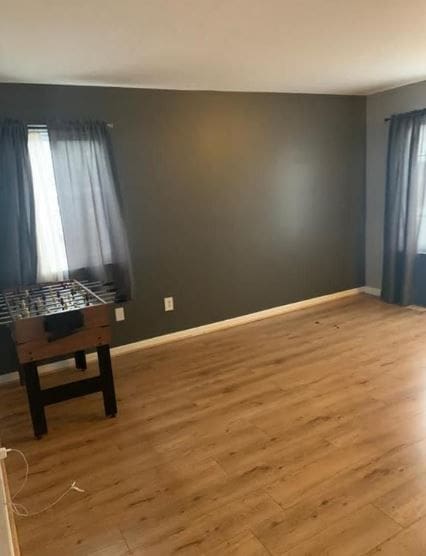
<box><xmin>48</xmin><ymin>121</ymin><xmax>132</xmax><ymax>299</ymax></box>
<box><xmin>27</xmin><ymin>128</ymin><xmax>68</xmax><ymax>282</ymax></box>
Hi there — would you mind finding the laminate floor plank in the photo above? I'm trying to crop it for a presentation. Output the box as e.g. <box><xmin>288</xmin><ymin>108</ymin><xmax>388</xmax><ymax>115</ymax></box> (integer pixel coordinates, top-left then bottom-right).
<box><xmin>2</xmin><ymin>295</ymin><xmax>426</xmax><ymax>554</ymax></box>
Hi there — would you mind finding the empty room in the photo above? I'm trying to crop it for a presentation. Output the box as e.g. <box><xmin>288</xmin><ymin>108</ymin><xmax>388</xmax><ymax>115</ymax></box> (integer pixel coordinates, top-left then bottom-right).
<box><xmin>2</xmin><ymin>1</ymin><xmax>426</xmax><ymax>554</ymax></box>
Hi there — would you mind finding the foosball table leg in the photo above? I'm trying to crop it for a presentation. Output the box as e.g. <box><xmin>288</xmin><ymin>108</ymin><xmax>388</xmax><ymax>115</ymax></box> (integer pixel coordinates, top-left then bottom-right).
<box><xmin>17</xmin><ymin>365</ymin><xmax>25</xmax><ymax>386</ymax></box>
<box><xmin>74</xmin><ymin>350</ymin><xmax>87</xmax><ymax>371</ymax></box>
<box><xmin>23</xmin><ymin>363</ymin><xmax>48</xmax><ymax>439</ymax></box>
<box><xmin>96</xmin><ymin>344</ymin><xmax>117</xmax><ymax>418</ymax></box>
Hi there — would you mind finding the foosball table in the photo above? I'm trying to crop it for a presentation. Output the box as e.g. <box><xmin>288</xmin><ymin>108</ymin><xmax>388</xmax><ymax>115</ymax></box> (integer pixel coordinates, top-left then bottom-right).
<box><xmin>0</xmin><ymin>280</ymin><xmax>118</xmax><ymax>438</ymax></box>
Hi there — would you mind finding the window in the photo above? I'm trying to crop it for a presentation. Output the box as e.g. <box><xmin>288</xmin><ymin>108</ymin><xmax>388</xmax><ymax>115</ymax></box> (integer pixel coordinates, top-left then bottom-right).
<box><xmin>417</xmin><ymin>123</ymin><xmax>426</xmax><ymax>253</ymax></box>
<box><xmin>27</xmin><ymin>127</ymin><xmax>68</xmax><ymax>282</ymax></box>
<box><xmin>24</xmin><ymin>120</ymin><xmax>131</xmax><ymax>299</ymax></box>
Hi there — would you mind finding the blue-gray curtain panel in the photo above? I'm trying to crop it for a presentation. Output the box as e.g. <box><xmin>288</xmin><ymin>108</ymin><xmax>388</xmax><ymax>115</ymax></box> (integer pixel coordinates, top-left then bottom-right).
<box><xmin>0</xmin><ymin>119</ymin><xmax>37</xmax><ymax>289</ymax></box>
<box><xmin>48</xmin><ymin>120</ymin><xmax>132</xmax><ymax>300</ymax></box>
<box><xmin>382</xmin><ymin>109</ymin><xmax>426</xmax><ymax>305</ymax></box>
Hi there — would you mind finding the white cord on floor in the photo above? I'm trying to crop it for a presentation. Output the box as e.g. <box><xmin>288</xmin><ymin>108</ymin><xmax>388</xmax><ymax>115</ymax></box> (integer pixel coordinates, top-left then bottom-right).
<box><xmin>5</xmin><ymin>448</ymin><xmax>85</xmax><ymax>517</ymax></box>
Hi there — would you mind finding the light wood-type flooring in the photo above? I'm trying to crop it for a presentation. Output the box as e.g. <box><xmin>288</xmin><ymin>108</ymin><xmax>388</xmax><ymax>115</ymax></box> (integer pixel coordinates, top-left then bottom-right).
<box><xmin>2</xmin><ymin>294</ymin><xmax>426</xmax><ymax>555</ymax></box>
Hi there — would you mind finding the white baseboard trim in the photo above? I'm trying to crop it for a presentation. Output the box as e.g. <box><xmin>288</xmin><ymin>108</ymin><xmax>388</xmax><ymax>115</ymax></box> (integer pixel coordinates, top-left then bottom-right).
<box><xmin>111</xmin><ymin>287</ymin><xmax>363</xmax><ymax>356</ymax></box>
<box><xmin>361</xmin><ymin>286</ymin><xmax>381</xmax><ymax>297</ymax></box>
<box><xmin>0</xmin><ymin>287</ymin><xmax>362</xmax><ymax>385</ymax></box>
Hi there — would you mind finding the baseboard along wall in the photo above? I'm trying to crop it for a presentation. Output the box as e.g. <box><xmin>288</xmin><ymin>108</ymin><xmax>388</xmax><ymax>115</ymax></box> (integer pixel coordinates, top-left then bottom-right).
<box><xmin>0</xmin><ymin>287</ymin><xmax>367</xmax><ymax>384</ymax></box>
<box><xmin>362</xmin><ymin>286</ymin><xmax>381</xmax><ymax>297</ymax></box>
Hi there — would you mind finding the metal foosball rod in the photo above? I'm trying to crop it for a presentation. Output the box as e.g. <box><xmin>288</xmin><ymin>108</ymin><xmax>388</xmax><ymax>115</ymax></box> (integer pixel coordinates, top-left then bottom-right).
<box><xmin>0</xmin><ymin>281</ymin><xmax>114</xmax><ymax>323</ymax></box>
<box><xmin>1</xmin><ymin>279</ymin><xmax>118</xmax><ymax>323</ymax></box>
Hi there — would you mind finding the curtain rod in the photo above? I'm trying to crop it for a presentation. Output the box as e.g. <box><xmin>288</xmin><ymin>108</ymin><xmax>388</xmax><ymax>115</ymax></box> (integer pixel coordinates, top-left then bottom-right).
<box><xmin>384</xmin><ymin>108</ymin><xmax>426</xmax><ymax>123</ymax></box>
<box><xmin>27</xmin><ymin>123</ymin><xmax>114</xmax><ymax>128</ymax></box>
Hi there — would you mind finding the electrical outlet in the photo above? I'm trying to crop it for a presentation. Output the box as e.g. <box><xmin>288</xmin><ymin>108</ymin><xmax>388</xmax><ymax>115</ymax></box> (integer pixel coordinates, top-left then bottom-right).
<box><xmin>164</xmin><ymin>297</ymin><xmax>174</xmax><ymax>312</ymax></box>
<box><xmin>115</xmin><ymin>307</ymin><xmax>125</xmax><ymax>321</ymax></box>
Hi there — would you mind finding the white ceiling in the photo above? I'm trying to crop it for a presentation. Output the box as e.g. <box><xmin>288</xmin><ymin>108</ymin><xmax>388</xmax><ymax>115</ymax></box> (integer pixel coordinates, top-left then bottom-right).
<box><xmin>1</xmin><ymin>0</ymin><xmax>426</xmax><ymax>96</ymax></box>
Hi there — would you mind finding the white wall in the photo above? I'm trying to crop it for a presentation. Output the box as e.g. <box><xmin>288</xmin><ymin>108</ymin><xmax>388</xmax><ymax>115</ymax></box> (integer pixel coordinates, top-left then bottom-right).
<box><xmin>0</xmin><ymin>461</ymin><xmax>18</xmax><ymax>555</ymax></box>
<box><xmin>366</xmin><ymin>80</ymin><xmax>426</xmax><ymax>288</ymax></box>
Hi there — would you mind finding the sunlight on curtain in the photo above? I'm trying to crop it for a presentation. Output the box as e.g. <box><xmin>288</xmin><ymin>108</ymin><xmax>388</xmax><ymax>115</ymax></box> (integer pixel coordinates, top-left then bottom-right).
<box><xmin>27</xmin><ymin>129</ymin><xmax>68</xmax><ymax>282</ymax></box>
<box><xmin>417</xmin><ymin>124</ymin><xmax>426</xmax><ymax>254</ymax></box>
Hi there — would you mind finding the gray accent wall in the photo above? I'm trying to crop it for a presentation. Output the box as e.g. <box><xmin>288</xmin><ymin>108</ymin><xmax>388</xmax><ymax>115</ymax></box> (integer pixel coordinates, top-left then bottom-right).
<box><xmin>0</xmin><ymin>84</ymin><xmax>366</xmax><ymax>373</ymax></box>
<box><xmin>366</xmin><ymin>80</ymin><xmax>426</xmax><ymax>289</ymax></box>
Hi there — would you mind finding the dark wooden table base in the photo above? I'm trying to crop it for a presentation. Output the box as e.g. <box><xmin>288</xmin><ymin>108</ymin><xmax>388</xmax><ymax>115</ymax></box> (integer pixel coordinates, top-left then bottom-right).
<box><xmin>22</xmin><ymin>344</ymin><xmax>117</xmax><ymax>438</ymax></box>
